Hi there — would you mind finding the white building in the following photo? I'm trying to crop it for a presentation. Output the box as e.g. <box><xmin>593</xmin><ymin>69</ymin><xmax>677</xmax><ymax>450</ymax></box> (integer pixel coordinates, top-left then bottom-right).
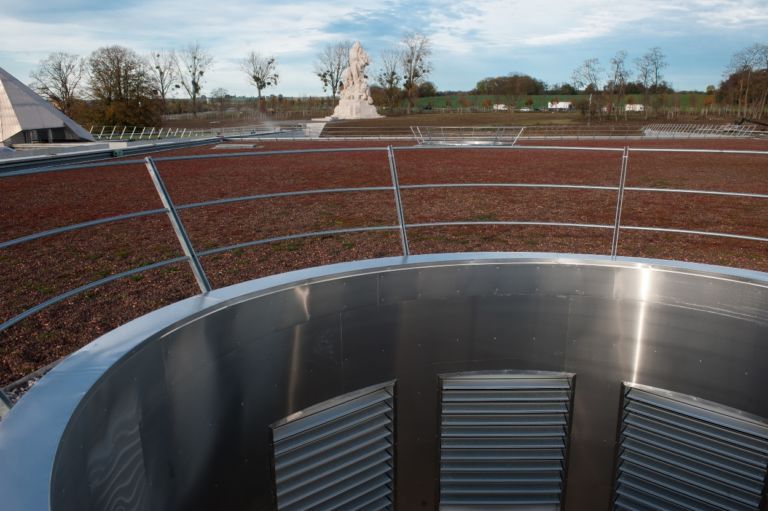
<box><xmin>548</xmin><ymin>101</ymin><xmax>573</xmax><ymax>111</ymax></box>
<box><xmin>0</xmin><ymin>66</ymin><xmax>94</xmax><ymax>145</ymax></box>
<box><xmin>625</xmin><ymin>104</ymin><xmax>645</xmax><ymax>112</ymax></box>
<box><xmin>492</xmin><ymin>104</ymin><xmax>509</xmax><ymax>111</ymax></box>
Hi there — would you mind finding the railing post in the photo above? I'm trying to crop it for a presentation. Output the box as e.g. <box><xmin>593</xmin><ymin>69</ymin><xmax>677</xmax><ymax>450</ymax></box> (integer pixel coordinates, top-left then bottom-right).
<box><xmin>144</xmin><ymin>157</ymin><xmax>212</xmax><ymax>293</ymax></box>
<box><xmin>512</xmin><ymin>126</ymin><xmax>525</xmax><ymax>146</ymax></box>
<box><xmin>611</xmin><ymin>147</ymin><xmax>630</xmax><ymax>259</ymax></box>
<box><xmin>386</xmin><ymin>146</ymin><xmax>410</xmax><ymax>256</ymax></box>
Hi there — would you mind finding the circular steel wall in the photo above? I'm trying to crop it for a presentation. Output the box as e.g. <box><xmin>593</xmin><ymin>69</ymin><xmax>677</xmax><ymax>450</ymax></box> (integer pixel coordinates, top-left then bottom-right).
<box><xmin>1</xmin><ymin>254</ymin><xmax>767</xmax><ymax>510</ymax></box>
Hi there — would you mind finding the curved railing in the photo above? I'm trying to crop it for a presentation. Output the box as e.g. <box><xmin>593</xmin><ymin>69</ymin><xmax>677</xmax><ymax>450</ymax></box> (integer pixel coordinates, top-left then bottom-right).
<box><xmin>1</xmin><ymin>142</ymin><xmax>767</xmax><ymax>383</ymax></box>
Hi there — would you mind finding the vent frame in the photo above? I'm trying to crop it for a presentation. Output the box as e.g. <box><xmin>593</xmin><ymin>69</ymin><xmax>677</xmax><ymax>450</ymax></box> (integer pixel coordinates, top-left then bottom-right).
<box><xmin>437</xmin><ymin>370</ymin><xmax>576</xmax><ymax>510</ymax></box>
<box><xmin>270</xmin><ymin>380</ymin><xmax>396</xmax><ymax>511</ymax></box>
<box><xmin>613</xmin><ymin>382</ymin><xmax>768</xmax><ymax>511</ymax></box>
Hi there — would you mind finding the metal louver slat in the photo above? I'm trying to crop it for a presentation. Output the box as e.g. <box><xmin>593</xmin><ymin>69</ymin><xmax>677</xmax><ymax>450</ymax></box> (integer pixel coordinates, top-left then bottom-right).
<box><xmin>439</xmin><ymin>371</ymin><xmax>575</xmax><ymax>510</ymax></box>
<box><xmin>271</xmin><ymin>381</ymin><xmax>395</xmax><ymax>511</ymax></box>
<box><xmin>613</xmin><ymin>382</ymin><xmax>768</xmax><ymax>511</ymax></box>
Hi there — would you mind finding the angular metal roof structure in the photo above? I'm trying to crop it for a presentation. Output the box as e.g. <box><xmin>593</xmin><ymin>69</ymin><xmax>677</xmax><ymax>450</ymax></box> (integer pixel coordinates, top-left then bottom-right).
<box><xmin>0</xmin><ymin>66</ymin><xmax>94</xmax><ymax>145</ymax></box>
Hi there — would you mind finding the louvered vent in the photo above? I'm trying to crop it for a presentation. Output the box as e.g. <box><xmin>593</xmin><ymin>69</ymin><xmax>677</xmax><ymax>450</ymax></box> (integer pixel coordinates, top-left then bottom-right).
<box><xmin>614</xmin><ymin>383</ymin><xmax>768</xmax><ymax>511</ymax></box>
<box><xmin>439</xmin><ymin>371</ymin><xmax>575</xmax><ymax>510</ymax></box>
<box><xmin>270</xmin><ymin>381</ymin><xmax>395</xmax><ymax>511</ymax></box>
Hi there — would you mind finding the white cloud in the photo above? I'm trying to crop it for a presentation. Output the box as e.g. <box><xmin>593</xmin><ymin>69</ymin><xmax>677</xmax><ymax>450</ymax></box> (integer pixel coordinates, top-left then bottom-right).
<box><xmin>0</xmin><ymin>0</ymin><xmax>766</xmax><ymax>94</ymax></box>
<box><xmin>0</xmin><ymin>0</ymin><xmax>395</xmax><ymax>94</ymax></box>
<box><xmin>421</xmin><ymin>0</ymin><xmax>725</xmax><ymax>52</ymax></box>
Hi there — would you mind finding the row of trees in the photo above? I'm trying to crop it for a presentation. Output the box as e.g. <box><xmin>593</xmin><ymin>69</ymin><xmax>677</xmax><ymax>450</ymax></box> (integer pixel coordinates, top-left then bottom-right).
<box><xmin>719</xmin><ymin>43</ymin><xmax>768</xmax><ymax>119</ymax></box>
<box><xmin>31</xmin><ymin>44</ymin><xmax>215</xmax><ymax>125</ymax></box>
<box><xmin>568</xmin><ymin>45</ymin><xmax>768</xmax><ymax>122</ymax></box>
<box><xmin>569</xmin><ymin>47</ymin><xmax>670</xmax><ymax>121</ymax></box>
<box><xmin>29</xmin><ymin>43</ymin><xmax>283</xmax><ymax>126</ymax></box>
<box><xmin>313</xmin><ymin>34</ymin><xmax>433</xmax><ymax>113</ymax></box>
<box><xmin>29</xmin><ymin>40</ymin><xmax>766</xmax><ymax>125</ymax></box>
<box><xmin>474</xmin><ymin>74</ymin><xmax>548</xmax><ymax>96</ymax></box>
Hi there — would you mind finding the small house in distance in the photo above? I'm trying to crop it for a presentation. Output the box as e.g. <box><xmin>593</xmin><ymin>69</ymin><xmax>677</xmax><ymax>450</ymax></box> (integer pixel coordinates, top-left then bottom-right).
<box><xmin>625</xmin><ymin>104</ymin><xmax>645</xmax><ymax>112</ymax></box>
<box><xmin>0</xmin><ymin>66</ymin><xmax>94</xmax><ymax>145</ymax></box>
<box><xmin>492</xmin><ymin>104</ymin><xmax>509</xmax><ymax>111</ymax></box>
<box><xmin>548</xmin><ymin>101</ymin><xmax>573</xmax><ymax>111</ymax></box>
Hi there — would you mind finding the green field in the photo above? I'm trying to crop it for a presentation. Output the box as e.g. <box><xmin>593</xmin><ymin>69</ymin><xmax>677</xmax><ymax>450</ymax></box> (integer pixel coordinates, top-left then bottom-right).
<box><xmin>411</xmin><ymin>93</ymin><xmax>710</xmax><ymax>110</ymax></box>
<box><xmin>331</xmin><ymin>111</ymin><xmax>589</xmax><ymax>128</ymax></box>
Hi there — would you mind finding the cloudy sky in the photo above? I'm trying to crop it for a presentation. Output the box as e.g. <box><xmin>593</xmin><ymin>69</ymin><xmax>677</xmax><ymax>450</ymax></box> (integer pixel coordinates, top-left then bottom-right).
<box><xmin>0</xmin><ymin>0</ymin><xmax>766</xmax><ymax>97</ymax></box>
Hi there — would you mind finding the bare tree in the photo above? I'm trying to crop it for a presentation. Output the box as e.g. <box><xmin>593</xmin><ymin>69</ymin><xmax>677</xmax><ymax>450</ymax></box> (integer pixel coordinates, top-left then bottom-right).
<box><xmin>210</xmin><ymin>87</ymin><xmax>229</xmax><ymax>114</ymax></box>
<box><xmin>571</xmin><ymin>58</ymin><xmax>603</xmax><ymax>124</ymax></box>
<box><xmin>756</xmin><ymin>44</ymin><xmax>768</xmax><ymax>120</ymax></box>
<box><xmin>646</xmin><ymin>47</ymin><xmax>668</xmax><ymax>92</ymax></box>
<box><xmin>375</xmin><ymin>50</ymin><xmax>401</xmax><ymax>109</ymax></box>
<box><xmin>241</xmin><ymin>51</ymin><xmax>279</xmax><ymax>102</ymax></box>
<box><xmin>315</xmin><ymin>41</ymin><xmax>351</xmax><ymax>102</ymax></box>
<box><xmin>148</xmin><ymin>49</ymin><xmax>179</xmax><ymax>113</ymax></box>
<box><xmin>633</xmin><ymin>47</ymin><xmax>669</xmax><ymax>118</ymax></box>
<box><xmin>88</xmin><ymin>46</ymin><xmax>159</xmax><ymax>125</ymax></box>
<box><xmin>607</xmin><ymin>50</ymin><xmax>630</xmax><ymax>120</ymax></box>
<box><xmin>635</xmin><ymin>53</ymin><xmax>653</xmax><ymax>118</ymax></box>
<box><xmin>177</xmin><ymin>43</ymin><xmax>213</xmax><ymax>116</ymax></box>
<box><xmin>726</xmin><ymin>44</ymin><xmax>766</xmax><ymax>117</ymax></box>
<box><xmin>571</xmin><ymin>58</ymin><xmax>603</xmax><ymax>91</ymax></box>
<box><xmin>29</xmin><ymin>52</ymin><xmax>85</xmax><ymax>117</ymax></box>
<box><xmin>400</xmin><ymin>33</ymin><xmax>432</xmax><ymax>114</ymax></box>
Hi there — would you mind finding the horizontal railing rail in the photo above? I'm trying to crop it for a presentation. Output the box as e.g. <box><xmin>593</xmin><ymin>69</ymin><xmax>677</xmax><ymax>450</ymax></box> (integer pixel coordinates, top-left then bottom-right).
<box><xmin>80</xmin><ymin>123</ymin><xmax>766</xmax><ymax>144</ymax></box>
<box><xmin>2</xmin><ymin>143</ymin><xmax>767</xmax><ymax>365</ymax></box>
<box><xmin>88</xmin><ymin>124</ymin><xmax>304</xmax><ymax>141</ymax></box>
<box><xmin>0</xmin><ymin>137</ymin><xmax>221</xmax><ymax>175</ymax></box>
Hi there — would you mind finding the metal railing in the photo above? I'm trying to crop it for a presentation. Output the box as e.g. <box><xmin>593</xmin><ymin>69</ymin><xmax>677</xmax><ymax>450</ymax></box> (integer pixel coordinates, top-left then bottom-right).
<box><xmin>85</xmin><ymin>123</ymin><xmax>767</xmax><ymax>143</ymax></box>
<box><xmin>88</xmin><ymin>124</ymin><xmax>304</xmax><ymax>141</ymax></box>
<box><xmin>313</xmin><ymin>124</ymin><xmax>766</xmax><ymax>142</ymax></box>
<box><xmin>2</xmin><ymin>144</ymin><xmax>768</xmax><ymax>343</ymax></box>
<box><xmin>317</xmin><ymin>125</ymin><xmax>652</xmax><ymax>141</ymax></box>
<box><xmin>643</xmin><ymin>123</ymin><xmax>761</xmax><ymax>137</ymax></box>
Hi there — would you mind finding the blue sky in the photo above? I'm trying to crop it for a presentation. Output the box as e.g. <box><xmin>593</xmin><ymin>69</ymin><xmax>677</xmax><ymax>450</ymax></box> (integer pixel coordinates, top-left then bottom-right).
<box><xmin>0</xmin><ymin>0</ymin><xmax>766</xmax><ymax>97</ymax></box>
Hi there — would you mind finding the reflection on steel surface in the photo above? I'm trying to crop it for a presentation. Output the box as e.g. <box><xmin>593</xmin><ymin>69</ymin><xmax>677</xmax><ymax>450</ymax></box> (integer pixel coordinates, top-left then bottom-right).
<box><xmin>1</xmin><ymin>254</ymin><xmax>768</xmax><ymax>510</ymax></box>
<box><xmin>271</xmin><ymin>381</ymin><xmax>395</xmax><ymax>510</ymax></box>
<box><xmin>85</xmin><ymin>387</ymin><xmax>148</xmax><ymax>510</ymax></box>
<box><xmin>439</xmin><ymin>371</ymin><xmax>574</xmax><ymax>509</ymax></box>
<box><xmin>614</xmin><ymin>383</ymin><xmax>768</xmax><ymax>510</ymax></box>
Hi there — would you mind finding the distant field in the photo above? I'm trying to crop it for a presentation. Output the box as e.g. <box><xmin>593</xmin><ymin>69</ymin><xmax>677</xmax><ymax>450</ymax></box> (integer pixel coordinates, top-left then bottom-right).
<box><xmin>157</xmin><ymin>93</ymin><xmax>720</xmax><ymax>129</ymax></box>
<box><xmin>413</xmin><ymin>93</ymin><xmax>711</xmax><ymax>110</ymax></box>
<box><xmin>2</xmin><ymin>137</ymin><xmax>767</xmax><ymax>386</ymax></box>
<box><xmin>333</xmin><ymin>112</ymin><xmax>598</xmax><ymax>128</ymax></box>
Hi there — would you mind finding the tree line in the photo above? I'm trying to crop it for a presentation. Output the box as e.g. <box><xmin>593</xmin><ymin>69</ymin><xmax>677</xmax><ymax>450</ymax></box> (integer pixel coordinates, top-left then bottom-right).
<box><xmin>466</xmin><ymin>44</ymin><xmax>767</xmax><ymax>122</ymax></box>
<box><xmin>566</xmin><ymin>47</ymin><xmax>673</xmax><ymax>121</ymax></box>
<box><xmin>718</xmin><ymin>43</ymin><xmax>768</xmax><ymax>120</ymax></box>
<box><xmin>28</xmin><ymin>40</ymin><xmax>766</xmax><ymax>125</ymax></box>
<box><xmin>30</xmin><ymin>43</ymin><xmax>280</xmax><ymax>126</ymax></box>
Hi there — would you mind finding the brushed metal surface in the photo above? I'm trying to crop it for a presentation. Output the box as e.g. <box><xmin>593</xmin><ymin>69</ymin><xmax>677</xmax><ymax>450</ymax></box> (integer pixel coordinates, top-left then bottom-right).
<box><xmin>1</xmin><ymin>254</ymin><xmax>767</xmax><ymax>510</ymax></box>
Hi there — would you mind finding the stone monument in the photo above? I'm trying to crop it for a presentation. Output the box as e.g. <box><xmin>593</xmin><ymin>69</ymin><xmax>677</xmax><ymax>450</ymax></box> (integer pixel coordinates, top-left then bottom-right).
<box><xmin>330</xmin><ymin>41</ymin><xmax>382</xmax><ymax>119</ymax></box>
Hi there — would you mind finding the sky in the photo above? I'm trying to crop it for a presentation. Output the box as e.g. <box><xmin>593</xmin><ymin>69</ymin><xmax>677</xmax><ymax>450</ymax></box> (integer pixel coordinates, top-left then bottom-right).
<box><xmin>0</xmin><ymin>0</ymin><xmax>766</xmax><ymax>98</ymax></box>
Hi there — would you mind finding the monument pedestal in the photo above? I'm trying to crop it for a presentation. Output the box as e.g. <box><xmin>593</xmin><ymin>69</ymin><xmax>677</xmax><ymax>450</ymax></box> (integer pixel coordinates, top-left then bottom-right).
<box><xmin>331</xmin><ymin>97</ymin><xmax>382</xmax><ymax>119</ymax></box>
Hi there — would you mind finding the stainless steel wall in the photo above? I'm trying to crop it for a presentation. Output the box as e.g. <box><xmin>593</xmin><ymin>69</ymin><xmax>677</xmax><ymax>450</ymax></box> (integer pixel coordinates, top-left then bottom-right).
<box><xmin>1</xmin><ymin>254</ymin><xmax>767</xmax><ymax>510</ymax></box>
